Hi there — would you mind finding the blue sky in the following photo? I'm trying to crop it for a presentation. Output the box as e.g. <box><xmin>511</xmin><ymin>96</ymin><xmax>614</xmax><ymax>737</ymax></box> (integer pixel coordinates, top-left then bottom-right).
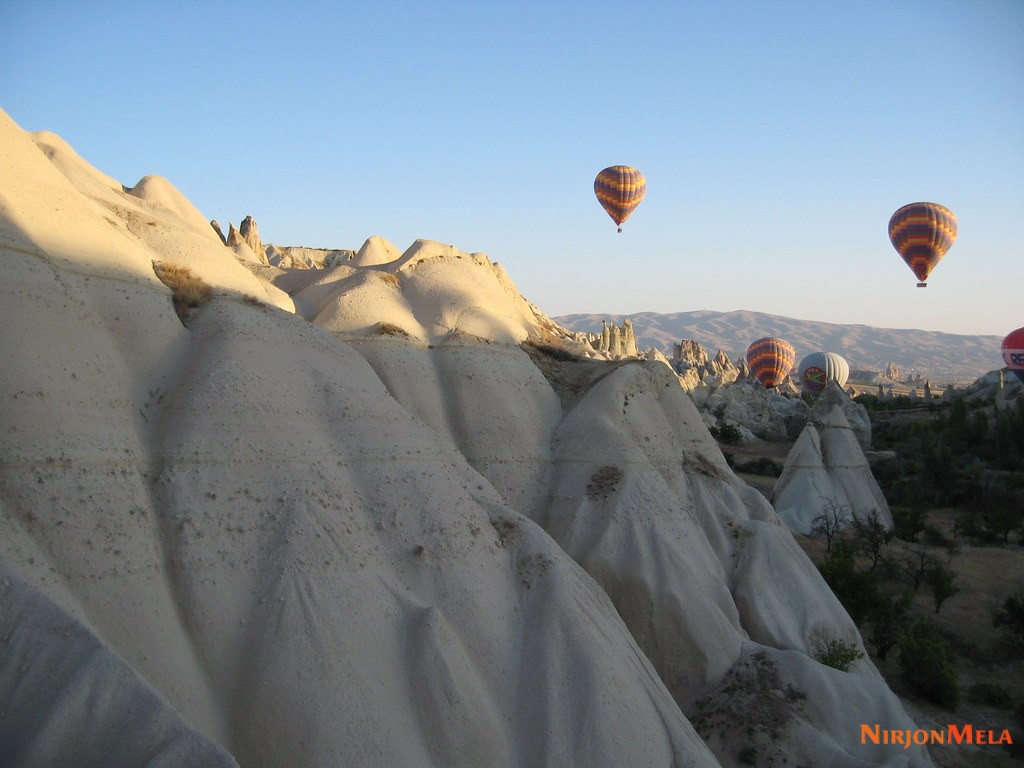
<box><xmin>2</xmin><ymin>0</ymin><xmax>1021</xmax><ymax>336</ymax></box>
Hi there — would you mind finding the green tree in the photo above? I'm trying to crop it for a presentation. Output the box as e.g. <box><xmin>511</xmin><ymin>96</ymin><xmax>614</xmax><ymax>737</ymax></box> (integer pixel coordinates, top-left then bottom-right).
<box><xmin>898</xmin><ymin>619</ymin><xmax>960</xmax><ymax>710</ymax></box>
<box><xmin>868</xmin><ymin>590</ymin><xmax>913</xmax><ymax>661</ymax></box>
<box><xmin>993</xmin><ymin>591</ymin><xmax>1024</xmax><ymax>658</ymax></box>
<box><xmin>891</xmin><ymin>505</ymin><xmax>926</xmax><ymax>542</ymax></box>
<box><xmin>818</xmin><ymin>540</ymin><xmax>885</xmax><ymax>625</ymax></box>
<box><xmin>925</xmin><ymin>563</ymin><xmax>959</xmax><ymax>613</ymax></box>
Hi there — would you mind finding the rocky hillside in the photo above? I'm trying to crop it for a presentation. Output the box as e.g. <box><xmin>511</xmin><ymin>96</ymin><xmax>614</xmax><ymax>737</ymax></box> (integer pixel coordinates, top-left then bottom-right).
<box><xmin>557</xmin><ymin>310</ymin><xmax>1004</xmax><ymax>384</ymax></box>
<box><xmin>0</xmin><ymin>108</ymin><xmax>933</xmax><ymax>767</ymax></box>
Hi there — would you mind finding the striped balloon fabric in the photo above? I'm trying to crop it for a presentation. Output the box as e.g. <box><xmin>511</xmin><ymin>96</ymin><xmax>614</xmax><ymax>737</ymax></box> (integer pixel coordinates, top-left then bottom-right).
<box><xmin>746</xmin><ymin>337</ymin><xmax>796</xmax><ymax>389</ymax></box>
<box><xmin>1002</xmin><ymin>327</ymin><xmax>1024</xmax><ymax>384</ymax></box>
<box><xmin>594</xmin><ymin>166</ymin><xmax>646</xmax><ymax>232</ymax></box>
<box><xmin>888</xmin><ymin>202</ymin><xmax>957</xmax><ymax>287</ymax></box>
<box><xmin>798</xmin><ymin>351</ymin><xmax>850</xmax><ymax>394</ymax></box>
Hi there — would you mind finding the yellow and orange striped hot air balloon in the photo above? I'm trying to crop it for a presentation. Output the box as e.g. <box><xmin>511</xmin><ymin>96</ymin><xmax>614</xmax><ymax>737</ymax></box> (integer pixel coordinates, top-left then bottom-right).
<box><xmin>746</xmin><ymin>337</ymin><xmax>796</xmax><ymax>389</ymax></box>
<box><xmin>888</xmin><ymin>202</ymin><xmax>957</xmax><ymax>287</ymax></box>
<box><xmin>594</xmin><ymin>165</ymin><xmax>646</xmax><ymax>232</ymax></box>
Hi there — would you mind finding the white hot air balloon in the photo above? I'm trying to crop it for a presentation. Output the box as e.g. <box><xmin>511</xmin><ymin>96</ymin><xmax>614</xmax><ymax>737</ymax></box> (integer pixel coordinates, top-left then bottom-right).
<box><xmin>798</xmin><ymin>352</ymin><xmax>850</xmax><ymax>394</ymax></box>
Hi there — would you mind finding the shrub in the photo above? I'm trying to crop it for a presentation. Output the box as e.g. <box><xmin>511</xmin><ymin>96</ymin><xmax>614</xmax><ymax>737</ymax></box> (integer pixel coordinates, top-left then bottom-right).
<box><xmin>923</xmin><ymin>524</ymin><xmax>952</xmax><ymax>548</ymax></box>
<box><xmin>710</xmin><ymin>420</ymin><xmax>743</xmax><ymax>444</ymax></box>
<box><xmin>521</xmin><ymin>338</ymin><xmax>581</xmax><ymax>362</ymax></box>
<box><xmin>868</xmin><ymin>590</ymin><xmax>913</xmax><ymax>661</ymax></box>
<box><xmin>993</xmin><ymin>591</ymin><xmax>1024</xmax><ymax>658</ymax></box>
<box><xmin>733</xmin><ymin>457</ymin><xmax>781</xmax><ymax>477</ymax></box>
<box><xmin>152</xmin><ymin>261</ymin><xmax>212</xmax><ymax>319</ymax></box>
<box><xmin>810</xmin><ymin>630</ymin><xmax>864</xmax><ymax>671</ymax></box>
<box><xmin>891</xmin><ymin>505</ymin><xmax>926</xmax><ymax>542</ymax></box>
<box><xmin>925</xmin><ymin>563</ymin><xmax>959</xmax><ymax>613</ymax></box>
<box><xmin>968</xmin><ymin>682</ymin><xmax>1014</xmax><ymax>709</ymax></box>
<box><xmin>377</xmin><ymin>322</ymin><xmax>411</xmax><ymax>337</ymax></box>
<box><xmin>586</xmin><ymin>465</ymin><xmax>623</xmax><ymax>501</ymax></box>
<box><xmin>375</xmin><ymin>271</ymin><xmax>401</xmax><ymax>288</ymax></box>
<box><xmin>818</xmin><ymin>540</ymin><xmax>885</xmax><ymax>624</ymax></box>
<box><xmin>897</xmin><ymin>619</ymin><xmax>960</xmax><ymax>710</ymax></box>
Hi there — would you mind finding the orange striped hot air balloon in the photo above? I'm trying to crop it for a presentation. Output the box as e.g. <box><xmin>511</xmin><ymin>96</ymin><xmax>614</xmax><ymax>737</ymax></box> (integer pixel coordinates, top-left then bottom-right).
<box><xmin>888</xmin><ymin>202</ymin><xmax>957</xmax><ymax>287</ymax></box>
<box><xmin>594</xmin><ymin>165</ymin><xmax>646</xmax><ymax>232</ymax></box>
<box><xmin>746</xmin><ymin>337</ymin><xmax>796</xmax><ymax>389</ymax></box>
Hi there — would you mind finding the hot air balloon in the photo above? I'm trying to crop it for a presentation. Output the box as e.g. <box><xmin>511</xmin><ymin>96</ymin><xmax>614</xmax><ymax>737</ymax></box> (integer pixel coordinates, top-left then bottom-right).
<box><xmin>746</xmin><ymin>337</ymin><xmax>796</xmax><ymax>389</ymax></box>
<box><xmin>888</xmin><ymin>202</ymin><xmax>957</xmax><ymax>287</ymax></box>
<box><xmin>1002</xmin><ymin>327</ymin><xmax>1024</xmax><ymax>384</ymax></box>
<box><xmin>798</xmin><ymin>352</ymin><xmax>850</xmax><ymax>394</ymax></box>
<box><xmin>594</xmin><ymin>165</ymin><xmax>646</xmax><ymax>232</ymax></box>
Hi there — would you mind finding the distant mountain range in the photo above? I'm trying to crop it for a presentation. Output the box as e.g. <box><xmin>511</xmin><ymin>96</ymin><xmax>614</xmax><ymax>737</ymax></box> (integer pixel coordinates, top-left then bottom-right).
<box><xmin>554</xmin><ymin>310</ymin><xmax>1004</xmax><ymax>384</ymax></box>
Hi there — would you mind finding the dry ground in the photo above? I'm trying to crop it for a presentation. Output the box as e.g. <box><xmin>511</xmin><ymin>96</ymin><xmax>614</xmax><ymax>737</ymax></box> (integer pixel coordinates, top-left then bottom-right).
<box><xmin>795</xmin><ymin>524</ymin><xmax>1024</xmax><ymax>768</ymax></box>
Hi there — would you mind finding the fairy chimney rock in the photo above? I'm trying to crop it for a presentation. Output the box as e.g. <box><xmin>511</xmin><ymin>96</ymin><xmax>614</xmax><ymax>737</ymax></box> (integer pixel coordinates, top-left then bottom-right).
<box><xmin>239</xmin><ymin>215</ymin><xmax>266</xmax><ymax>261</ymax></box>
<box><xmin>673</xmin><ymin>339</ymin><xmax>710</xmax><ymax>369</ymax></box>
<box><xmin>210</xmin><ymin>219</ymin><xmax>227</xmax><ymax>245</ymax></box>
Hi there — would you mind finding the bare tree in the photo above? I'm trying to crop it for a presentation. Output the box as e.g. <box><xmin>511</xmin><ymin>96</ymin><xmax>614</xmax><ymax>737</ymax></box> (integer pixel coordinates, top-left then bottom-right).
<box><xmin>893</xmin><ymin>543</ymin><xmax>941</xmax><ymax>592</ymax></box>
<box><xmin>851</xmin><ymin>509</ymin><xmax>892</xmax><ymax>572</ymax></box>
<box><xmin>810</xmin><ymin>499</ymin><xmax>851</xmax><ymax>553</ymax></box>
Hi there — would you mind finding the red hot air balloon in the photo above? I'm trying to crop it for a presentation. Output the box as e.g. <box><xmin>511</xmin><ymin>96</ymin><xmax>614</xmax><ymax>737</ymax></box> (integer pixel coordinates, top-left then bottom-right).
<box><xmin>746</xmin><ymin>337</ymin><xmax>796</xmax><ymax>389</ymax></box>
<box><xmin>888</xmin><ymin>202</ymin><xmax>957</xmax><ymax>287</ymax></box>
<box><xmin>1002</xmin><ymin>327</ymin><xmax>1024</xmax><ymax>384</ymax></box>
<box><xmin>594</xmin><ymin>166</ymin><xmax>646</xmax><ymax>232</ymax></box>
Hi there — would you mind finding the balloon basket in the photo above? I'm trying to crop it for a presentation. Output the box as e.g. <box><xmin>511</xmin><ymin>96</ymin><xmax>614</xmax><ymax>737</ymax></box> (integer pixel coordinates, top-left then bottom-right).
<box><xmin>916</xmin><ymin>282</ymin><xmax>928</xmax><ymax>288</ymax></box>
<box><xmin>617</xmin><ymin>227</ymin><xmax>622</xmax><ymax>233</ymax></box>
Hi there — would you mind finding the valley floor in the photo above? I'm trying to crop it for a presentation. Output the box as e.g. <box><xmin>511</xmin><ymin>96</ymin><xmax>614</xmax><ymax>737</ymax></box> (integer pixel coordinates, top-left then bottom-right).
<box><xmin>731</xmin><ymin>435</ymin><xmax>1024</xmax><ymax>767</ymax></box>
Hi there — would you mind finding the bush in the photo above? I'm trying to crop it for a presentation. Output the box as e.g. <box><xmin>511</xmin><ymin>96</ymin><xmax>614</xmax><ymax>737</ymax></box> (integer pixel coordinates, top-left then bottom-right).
<box><xmin>152</xmin><ymin>261</ymin><xmax>212</xmax><ymax>319</ymax></box>
<box><xmin>733</xmin><ymin>457</ymin><xmax>781</xmax><ymax>477</ymax></box>
<box><xmin>810</xmin><ymin>630</ymin><xmax>864</xmax><ymax>671</ymax></box>
<box><xmin>818</xmin><ymin>540</ymin><xmax>885</xmax><ymax>624</ymax></box>
<box><xmin>925</xmin><ymin>563</ymin><xmax>959</xmax><ymax>613</ymax></box>
<box><xmin>891</xmin><ymin>506</ymin><xmax>926</xmax><ymax>542</ymax></box>
<box><xmin>897</xmin><ymin>619</ymin><xmax>960</xmax><ymax>710</ymax></box>
<box><xmin>868</xmin><ymin>590</ymin><xmax>913</xmax><ymax>661</ymax></box>
<box><xmin>586</xmin><ymin>465</ymin><xmax>623</xmax><ymax>501</ymax></box>
<box><xmin>710</xmin><ymin>420</ymin><xmax>743</xmax><ymax>444</ymax></box>
<box><xmin>521</xmin><ymin>338</ymin><xmax>581</xmax><ymax>361</ymax></box>
<box><xmin>968</xmin><ymin>682</ymin><xmax>1014</xmax><ymax>709</ymax></box>
<box><xmin>993</xmin><ymin>591</ymin><xmax>1024</xmax><ymax>657</ymax></box>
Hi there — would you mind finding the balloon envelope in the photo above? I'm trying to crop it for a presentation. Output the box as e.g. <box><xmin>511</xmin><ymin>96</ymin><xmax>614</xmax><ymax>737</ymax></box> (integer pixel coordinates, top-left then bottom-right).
<box><xmin>798</xmin><ymin>352</ymin><xmax>850</xmax><ymax>394</ymax></box>
<box><xmin>746</xmin><ymin>337</ymin><xmax>796</xmax><ymax>389</ymax></box>
<box><xmin>594</xmin><ymin>166</ymin><xmax>646</xmax><ymax>231</ymax></box>
<box><xmin>1002</xmin><ymin>327</ymin><xmax>1024</xmax><ymax>384</ymax></box>
<box><xmin>888</xmin><ymin>202</ymin><xmax>957</xmax><ymax>287</ymax></box>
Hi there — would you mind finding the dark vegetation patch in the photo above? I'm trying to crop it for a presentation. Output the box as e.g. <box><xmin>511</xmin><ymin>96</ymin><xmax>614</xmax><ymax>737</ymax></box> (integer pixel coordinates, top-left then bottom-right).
<box><xmin>152</xmin><ymin>261</ymin><xmax>212</xmax><ymax>320</ymax></box>
<box><xmin>690</xmin><ymin>651</ymin><xmax>805</xmax><ymax>768</ymax></box>
<box><xmin>586</xmin><ymin>465</ymin><xmax>623</xmax><ymax>501</ymax></box>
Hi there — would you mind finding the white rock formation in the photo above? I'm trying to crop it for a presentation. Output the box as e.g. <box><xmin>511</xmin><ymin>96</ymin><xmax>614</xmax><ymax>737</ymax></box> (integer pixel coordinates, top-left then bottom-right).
<box><xmin>773</xmin><ymin>384</ymin><xmax>892</xmax><ymax>535</ymax></box>
<box><xmin>0</xmin><ymin>109</ymin><xmax>932</xmax><ymax>767</ymax></box>
<box><xmin>813</xmin><ymin>380</ymin><xmax>872</xmax><ymax>450</ymax></box>
<box><xmin>672</xmin><ymin>339</ymin><xmax>740</xmax><ymax>390</ymax></box>
<box><xmin>703</xmin><ymin>379</ymin><xmax>810</xmax><ymax>442</ymax></box>
<box><xmin>578</xmin><ymin>318</ymin><xmax>639</xmax><ymax>357</ymax></box>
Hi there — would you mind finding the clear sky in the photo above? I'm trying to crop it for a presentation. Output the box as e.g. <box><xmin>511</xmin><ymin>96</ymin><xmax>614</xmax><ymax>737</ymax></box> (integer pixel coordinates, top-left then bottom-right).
<box><xmin>2</xmin><ymin>0</ymin><xmax>1021</xmax><ymax>336</ymax></box>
